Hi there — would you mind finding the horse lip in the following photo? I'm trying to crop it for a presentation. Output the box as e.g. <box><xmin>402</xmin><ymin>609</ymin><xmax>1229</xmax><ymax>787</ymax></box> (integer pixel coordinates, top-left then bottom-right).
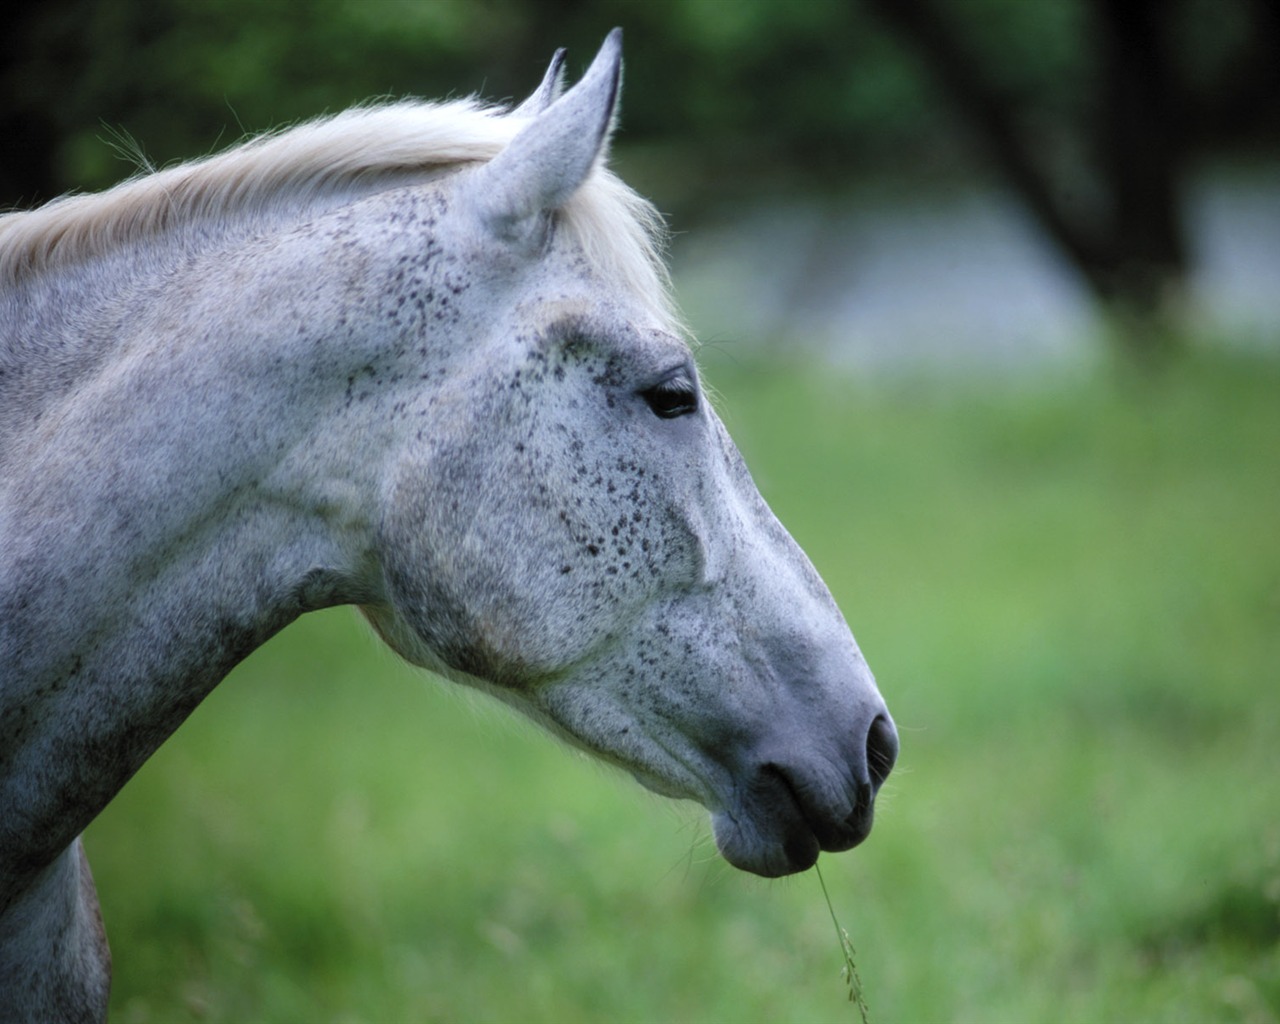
<box><xmin>712</xmin><ymin>808</ymin><xmax>817</xmax><ymax>878</ymax></box>
<box><xmin>839</xmin><ymin>785</ymin><xmax>876</xmax><ymax>849</ymax></box>
<box><xmin>767</xmin><ymin>763</ymin><xmax>876</xmax><ymax>855</ymax></box>
<box><xmin>711</xmin><ymin>766</ymin><xmax>878</xmax><ymax>878</ymax></box>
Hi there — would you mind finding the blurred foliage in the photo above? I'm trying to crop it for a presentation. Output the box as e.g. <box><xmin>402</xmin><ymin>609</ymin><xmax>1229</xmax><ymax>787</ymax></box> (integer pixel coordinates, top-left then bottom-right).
<box><xmin>5</xmin><ymin>0</ymin><xmax>1277</xmax><ymax>359</ymax></box>
<box><xmin>3</xmin><ymin>0</ymin><xmax>1275</xmax><ymax>210</ymax></box>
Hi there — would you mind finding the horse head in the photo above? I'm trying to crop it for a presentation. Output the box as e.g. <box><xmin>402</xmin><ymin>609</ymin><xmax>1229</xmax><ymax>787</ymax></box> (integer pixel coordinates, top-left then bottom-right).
<box><xmin>363</xmin><ymin>31</ymin><xmax>897</xmax><ymax>877</ymax></box>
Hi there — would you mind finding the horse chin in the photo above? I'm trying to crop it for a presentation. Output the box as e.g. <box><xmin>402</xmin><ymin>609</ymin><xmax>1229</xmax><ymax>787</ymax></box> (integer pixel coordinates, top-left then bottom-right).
<box><xmin>711</xmin><ymin>810</ymin><xmax>822</xmax><ymax>878</ymax></box>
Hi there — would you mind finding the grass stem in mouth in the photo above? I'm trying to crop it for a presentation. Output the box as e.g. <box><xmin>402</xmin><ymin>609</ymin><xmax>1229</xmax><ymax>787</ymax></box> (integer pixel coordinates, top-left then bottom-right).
<box><xmin>816</xmin><ymin>859</ymin><xmax>871</xmax><ymax>1024</ymax></box>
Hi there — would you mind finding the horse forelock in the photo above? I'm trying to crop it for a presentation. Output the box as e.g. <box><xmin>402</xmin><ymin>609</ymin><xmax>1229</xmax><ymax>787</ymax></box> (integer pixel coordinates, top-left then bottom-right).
<box><xmin>0</xmin><ymin>99</ymin><xmax>678</xmax><ymax>328</ymax></box>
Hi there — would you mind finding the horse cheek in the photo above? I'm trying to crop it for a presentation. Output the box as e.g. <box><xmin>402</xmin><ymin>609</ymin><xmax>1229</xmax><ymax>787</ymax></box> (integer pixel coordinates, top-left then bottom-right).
<box><xmin>376</xmin><ymin>437</ymin><xmax>592</xmax><ymax>688</ymax></box>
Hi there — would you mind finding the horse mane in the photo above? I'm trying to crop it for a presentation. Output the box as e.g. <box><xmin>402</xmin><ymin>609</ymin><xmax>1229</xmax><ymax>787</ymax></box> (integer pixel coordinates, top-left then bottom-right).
<box><xmin>0</xmin><ymin>99</ymin><xmax>676</xmax><ymax>323</ymax></box>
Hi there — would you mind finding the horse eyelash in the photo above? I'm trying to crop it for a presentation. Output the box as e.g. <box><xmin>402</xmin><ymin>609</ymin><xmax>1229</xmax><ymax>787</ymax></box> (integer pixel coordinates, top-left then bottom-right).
<box><xmin>640</xmin><ymin>375</ymin><xmax>699</xmax><ymax>419</ymax></box>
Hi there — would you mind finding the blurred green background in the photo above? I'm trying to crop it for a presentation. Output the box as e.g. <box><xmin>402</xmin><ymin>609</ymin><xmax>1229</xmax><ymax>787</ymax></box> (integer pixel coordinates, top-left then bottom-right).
<box><xmin>5</xmin><ymin>1</ymin><xmax>1277</xmax><ymax>1020</ymax></box>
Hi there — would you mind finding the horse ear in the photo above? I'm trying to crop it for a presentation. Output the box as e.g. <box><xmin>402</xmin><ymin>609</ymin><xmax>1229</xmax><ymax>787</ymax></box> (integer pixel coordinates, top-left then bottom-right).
<box><xmin>511</xmin><ymin>47</ymin><xmax>567</xmax><ymax>118</ymax></box>
<box><xmin>467</xmin><ymin>29</ymin><xmax>622</xmax><ymax>243</ymax></box>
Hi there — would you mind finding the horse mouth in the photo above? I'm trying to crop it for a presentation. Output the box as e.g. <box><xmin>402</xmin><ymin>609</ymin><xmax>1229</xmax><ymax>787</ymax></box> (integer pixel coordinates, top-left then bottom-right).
<box><xmin>710</xmin><ymin>716</ymin><xmax>898</xmax><ymax>877</ymax></box>
<box><xmin>711</xmin><ymin>783</ymin><xmax>876</xmax><ymax>878</ymax></box>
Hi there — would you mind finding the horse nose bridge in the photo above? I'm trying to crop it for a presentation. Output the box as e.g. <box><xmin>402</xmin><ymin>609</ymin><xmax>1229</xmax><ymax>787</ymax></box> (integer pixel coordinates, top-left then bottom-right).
<box><xmin>730</xmin><ymin>501</ymin><xmax>848</xmax><ymax>636</ymax></box>
<box><xmin>710</xmin><ymin>424</ymin><xmax>837</xmax><ymax>612</ymax></box>
<box><xmin>753</xmin><ymin>599</ymin><xmax>883</xmax><ymax>711</ymax></box>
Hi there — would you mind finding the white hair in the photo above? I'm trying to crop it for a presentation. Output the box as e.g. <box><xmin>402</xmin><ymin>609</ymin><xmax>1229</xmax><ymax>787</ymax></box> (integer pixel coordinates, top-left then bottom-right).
<box><xmin>0</xmin><ymin>99</ymin><xmax>675</xmax><ymax>323</ymax></box>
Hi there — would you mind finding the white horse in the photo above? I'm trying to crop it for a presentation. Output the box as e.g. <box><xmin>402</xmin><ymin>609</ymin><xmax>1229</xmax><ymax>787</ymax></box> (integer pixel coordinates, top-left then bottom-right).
<box><xmin>0</xmin><ymin>32</ymin><xmax>897</xmax><ymax>1021</ymax></box>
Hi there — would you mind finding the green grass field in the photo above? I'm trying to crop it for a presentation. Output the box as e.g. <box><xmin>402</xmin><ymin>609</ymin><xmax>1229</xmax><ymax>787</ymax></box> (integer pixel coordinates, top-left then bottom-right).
<box><xmin>87</xmin><ymin>348</ymin><xmax>1280</xmax><ymax>1023</ymax></box>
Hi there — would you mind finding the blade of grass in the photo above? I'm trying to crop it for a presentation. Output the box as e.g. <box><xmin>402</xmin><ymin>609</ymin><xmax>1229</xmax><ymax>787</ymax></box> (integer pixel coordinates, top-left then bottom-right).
<box><xmin>816</xmin><ymin>860</ymin><xmax>871</xmax><ymax>1024</ymax></box>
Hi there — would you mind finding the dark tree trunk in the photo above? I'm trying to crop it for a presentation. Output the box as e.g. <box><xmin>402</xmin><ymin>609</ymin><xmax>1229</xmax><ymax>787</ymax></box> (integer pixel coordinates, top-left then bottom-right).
<box><xmin>1089</xmin><ymin>0</ymin><xmax>1190</xmax><ymax>361</ymax></box>
<box><xmin>864</xmin><ymin>0</ymin><xmax>1197</xmax><ymax>363</ymax></box>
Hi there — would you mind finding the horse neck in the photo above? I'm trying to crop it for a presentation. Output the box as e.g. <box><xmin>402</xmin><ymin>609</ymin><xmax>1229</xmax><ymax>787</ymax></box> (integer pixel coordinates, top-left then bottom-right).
<box><xmin>1</xmin><ymin>257</ymin><xmax>142</xmax><ymax>462</ymax></box>
<box><xmin>0</xmin><ymin>198</ymin><xmax>416</xmax><ymax>899</ymax></box>
<box><xmin>0</xmin><ymin>838</ymin><xmax>109</xmax><ymax>1022</ymax></box>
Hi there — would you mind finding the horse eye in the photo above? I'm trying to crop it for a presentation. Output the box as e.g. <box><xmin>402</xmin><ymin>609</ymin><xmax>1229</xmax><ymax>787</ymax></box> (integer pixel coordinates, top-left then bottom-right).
<box><xmin>640</xmin><ymin>375</ymin><xmax>698</xmax><ymax>419</ymax></box>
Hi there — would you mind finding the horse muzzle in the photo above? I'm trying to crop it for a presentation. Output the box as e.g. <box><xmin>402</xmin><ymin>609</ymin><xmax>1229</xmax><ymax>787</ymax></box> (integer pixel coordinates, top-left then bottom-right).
<box><xmin>712</xmin><ymin>710</ymin><xmax>899</xmax><ymax>877</ymax></box>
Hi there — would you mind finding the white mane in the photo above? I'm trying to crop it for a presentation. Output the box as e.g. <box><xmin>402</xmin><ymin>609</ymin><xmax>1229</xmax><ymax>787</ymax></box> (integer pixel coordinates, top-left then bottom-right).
<box><xmin>0</xmin><ymin>99</ymin><xmax>675</xmax><ymax>322</ymax></box>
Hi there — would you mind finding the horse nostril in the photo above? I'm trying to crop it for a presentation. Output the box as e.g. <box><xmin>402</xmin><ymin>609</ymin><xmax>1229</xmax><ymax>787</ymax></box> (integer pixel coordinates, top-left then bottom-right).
<box><xmin>866</xmin><ymin>714</ymin><xmax>898</xmax><ymax>793</ymax></box>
